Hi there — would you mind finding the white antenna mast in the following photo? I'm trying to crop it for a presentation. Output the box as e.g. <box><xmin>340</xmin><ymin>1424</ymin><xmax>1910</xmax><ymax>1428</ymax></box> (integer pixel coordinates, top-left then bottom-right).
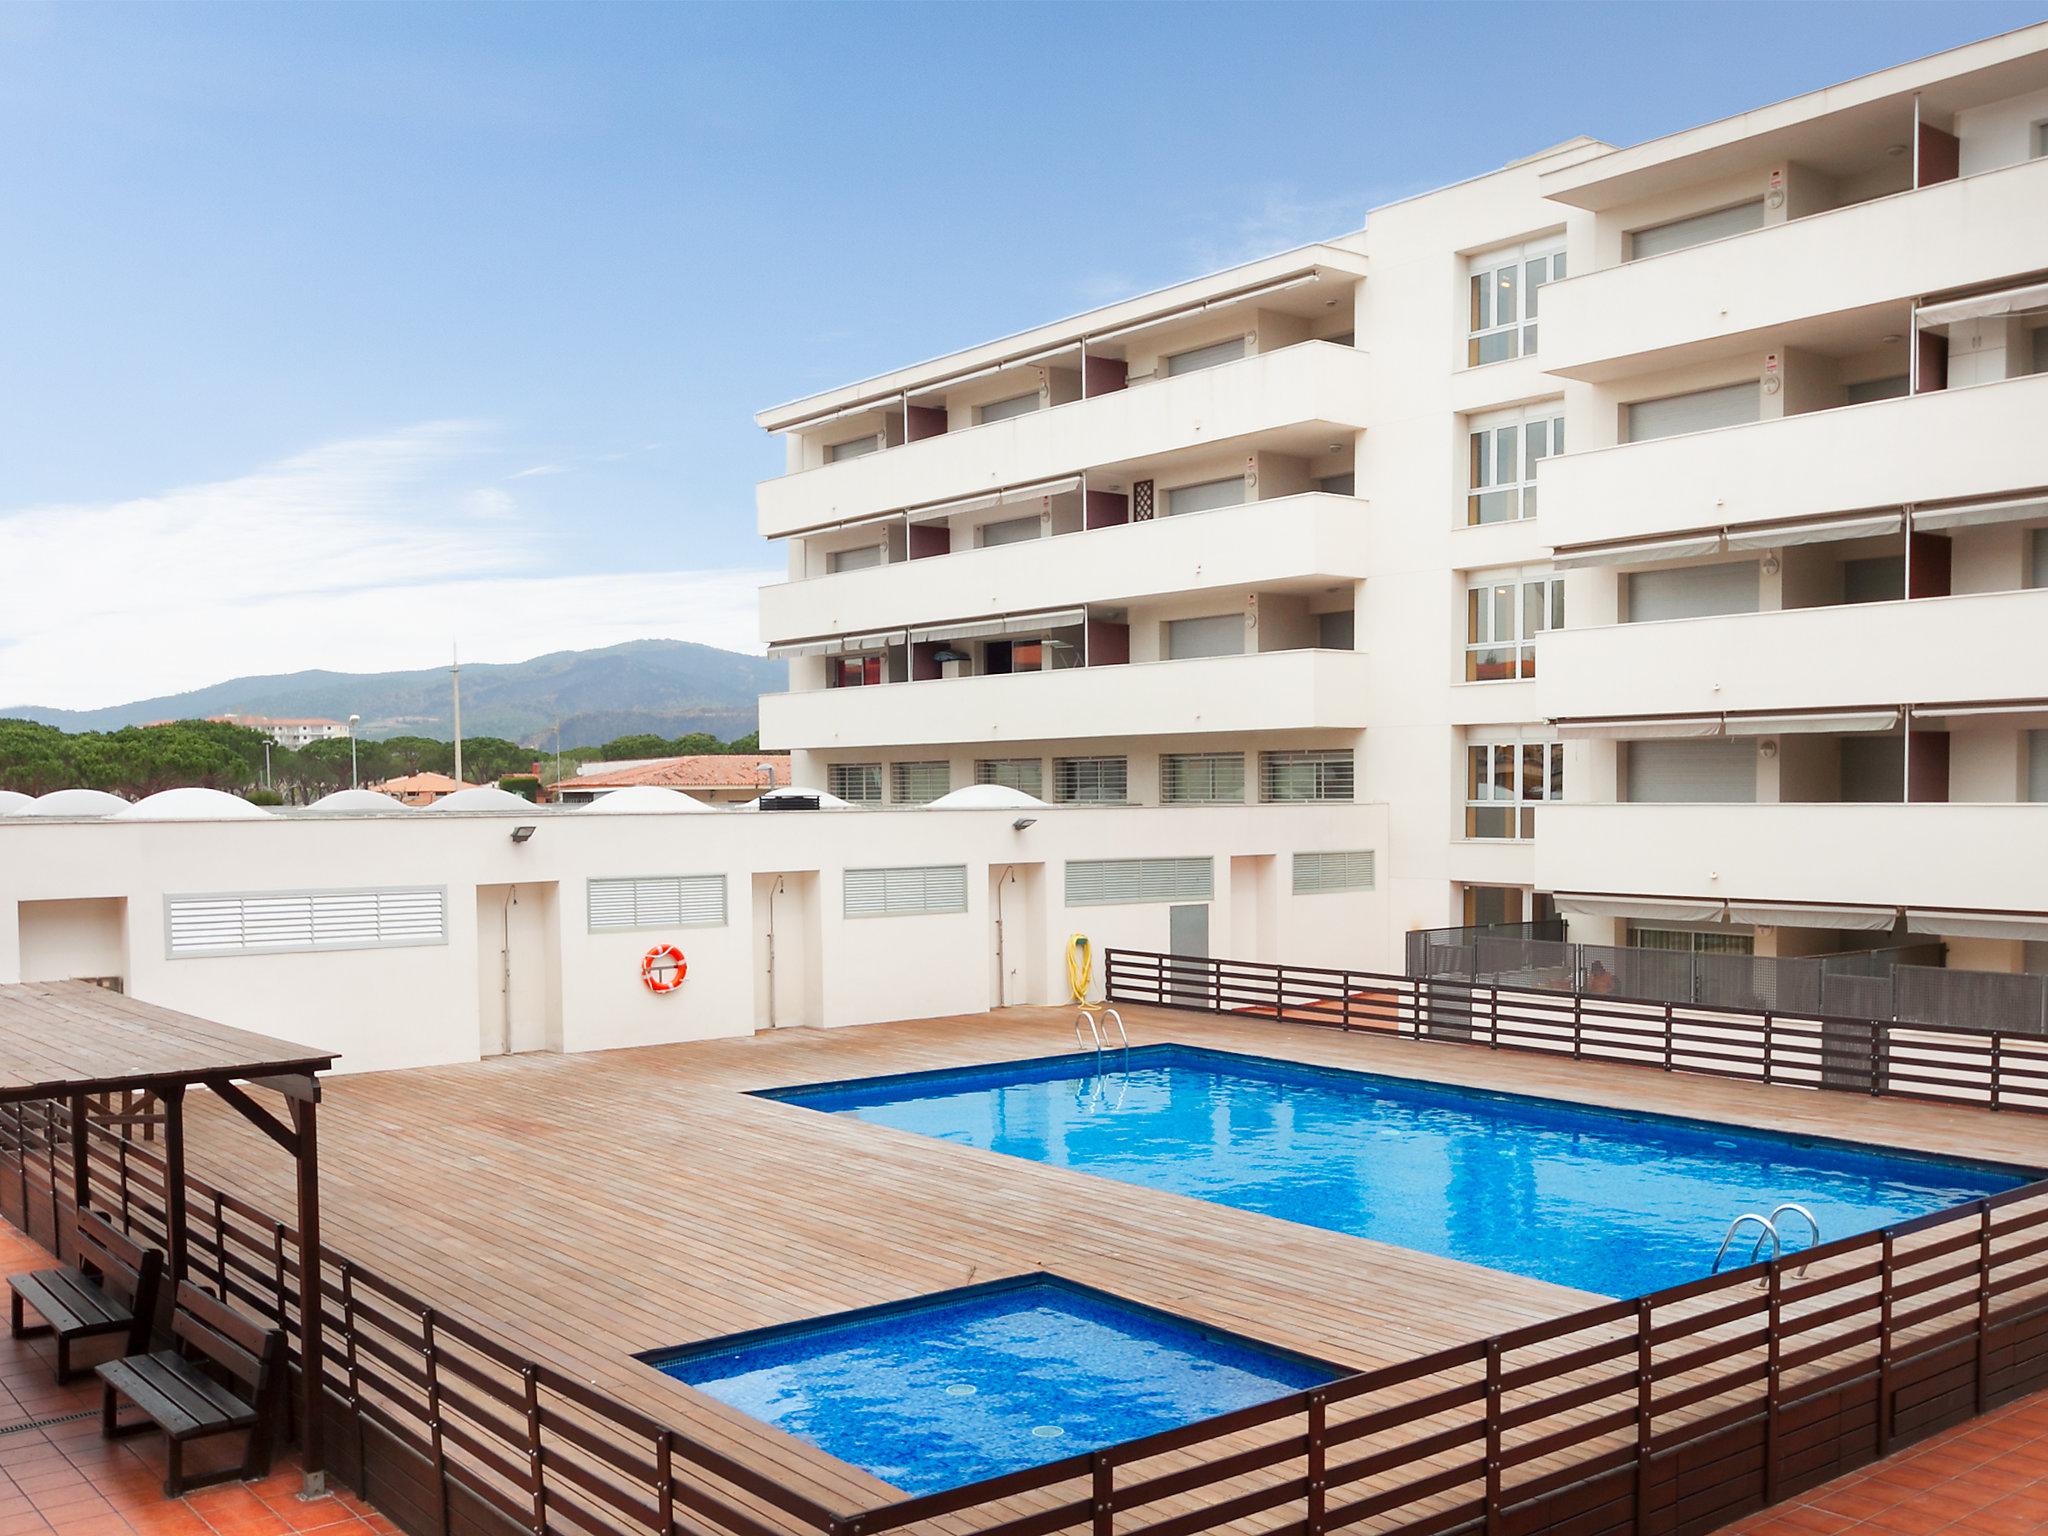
<box><xmin>451</xmin><ymin>644</ymin><xmax>465</xmax><ymax>785</ymax></box>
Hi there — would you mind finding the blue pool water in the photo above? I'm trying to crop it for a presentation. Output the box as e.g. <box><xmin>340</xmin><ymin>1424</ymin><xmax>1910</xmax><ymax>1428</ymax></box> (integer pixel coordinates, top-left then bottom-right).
<box><xmin>763</xmin><ymin>1045</ymin><xmax>2033</xmax><ymax>1299</ymax></box>
<box><xmin>643</xmin><ymin>1276</ymin><xmax>1340</xmax><ymax>1496</ymax></box>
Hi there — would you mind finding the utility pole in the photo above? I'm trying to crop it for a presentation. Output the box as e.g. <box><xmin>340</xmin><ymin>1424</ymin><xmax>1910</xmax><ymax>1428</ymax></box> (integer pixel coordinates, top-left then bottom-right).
<box><xmin>451</xmin><ymin>644</ymin><xmax>464</xmax><ymax>785</ymax></box>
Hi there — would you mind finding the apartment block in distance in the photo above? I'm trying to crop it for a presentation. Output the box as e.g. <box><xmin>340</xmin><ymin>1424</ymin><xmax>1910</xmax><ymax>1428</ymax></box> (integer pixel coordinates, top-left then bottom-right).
<box><xmin>755</xmin><ymin>22</ymin><xmax>2048</xmax><ymax>988</ymax></box>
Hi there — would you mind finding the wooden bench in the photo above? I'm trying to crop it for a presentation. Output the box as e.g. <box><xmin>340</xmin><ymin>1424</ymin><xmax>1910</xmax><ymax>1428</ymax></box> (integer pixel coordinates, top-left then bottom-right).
<box><xmin>7</xmin><ymin>1208</ymin><xmax>163</xmax><ymax>1383</ymax></box>
<box><xmin>98</xmin><ymin>1281</ymin><xmax>285</xmax><ymax>1496</ymax></box>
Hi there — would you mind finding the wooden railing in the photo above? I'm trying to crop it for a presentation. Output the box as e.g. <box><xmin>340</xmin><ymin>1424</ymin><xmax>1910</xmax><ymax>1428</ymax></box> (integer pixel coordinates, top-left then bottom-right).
<box><xmin>5</xmin><ymin>975</ymin><xmax>2047</xmax><ymax>1536</ymax></box>
<box><xmin>1103</xmin><ymin>947</ymin><xmax>2048</xmax><ymax>1114</ymax></box>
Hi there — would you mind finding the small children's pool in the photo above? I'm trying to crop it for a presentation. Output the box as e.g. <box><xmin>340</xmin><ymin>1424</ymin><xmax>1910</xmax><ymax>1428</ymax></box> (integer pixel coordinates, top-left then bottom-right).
<box><xmin>641</xmin><ymin>1275</ymin><xmax>1341</xmax><ymax>1496</ymax></box>
<box><xmin>761</xmin><ymin>1044</ymin><xmax>2034</xmax><ymax>1298</ymax></box>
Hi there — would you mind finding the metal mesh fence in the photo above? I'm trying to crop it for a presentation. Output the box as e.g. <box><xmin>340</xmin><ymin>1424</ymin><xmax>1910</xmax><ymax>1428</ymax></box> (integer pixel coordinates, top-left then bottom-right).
<box><xmin>1410</xmin><ymin>930</ymin><xmax>2045</xmax><ymax>1034</ymax></box>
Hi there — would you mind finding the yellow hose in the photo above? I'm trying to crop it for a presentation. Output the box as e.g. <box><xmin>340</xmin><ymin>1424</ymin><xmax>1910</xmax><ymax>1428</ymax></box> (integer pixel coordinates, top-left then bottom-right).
<box><xmin>1067</xmin><ymin>933</ymin><xmax>1094</xmax><ymax>1007</ymax></box>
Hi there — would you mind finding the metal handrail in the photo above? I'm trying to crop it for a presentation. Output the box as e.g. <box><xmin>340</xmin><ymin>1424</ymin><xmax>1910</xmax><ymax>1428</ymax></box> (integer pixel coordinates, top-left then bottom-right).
<box><xmin>1713</xmin><ymin>1213</ymin><xmax>1781</xmax><ymax>1275</ymax></box>
<box><xmin>1766</xmin><ymin>1202</ymin><xmax>1821</xmax><ymax>1276</ymax></box>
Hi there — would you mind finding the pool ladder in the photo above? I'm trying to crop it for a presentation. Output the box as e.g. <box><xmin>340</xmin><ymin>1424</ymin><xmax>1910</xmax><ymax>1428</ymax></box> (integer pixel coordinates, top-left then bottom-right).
<box><xmin>1074</xmin><ymin>1006</ymin><xmax>1129</xmax><ymax>1066</ymax></box>
<box><xmin>1713</xmin><ymin>1203</ymin><xmax>1821</xmax><ymax>1284</ymax></box>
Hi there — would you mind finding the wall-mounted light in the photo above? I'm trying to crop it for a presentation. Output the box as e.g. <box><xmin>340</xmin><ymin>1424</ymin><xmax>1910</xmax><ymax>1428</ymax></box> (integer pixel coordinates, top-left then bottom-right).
<box><xmin>1761</xmin><ymin>552</ymin><xmax>1781</xmax><ymax>577</ymax></box>
<box><xmin>1758</xmin><ymin>740</ymin><xmax>1779</xmax><ymax>760</ymax></box>
<box><xmin>1011</xmin><ymin>817</ymin><xmax>1037</xmax><ymax>832</ymax></box>
<box><xmin>511</xmin><ymin>825</ymin><xmax>536</xmax><ymax>844</ymax></box>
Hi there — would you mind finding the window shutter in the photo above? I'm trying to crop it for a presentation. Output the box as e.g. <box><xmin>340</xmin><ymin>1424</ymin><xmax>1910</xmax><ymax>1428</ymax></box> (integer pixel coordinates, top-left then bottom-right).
<box><xmin>1064</xmin><ymin>857</ymin><xmax>1213</xmax><ymax>907</ymax></box>
<box><xmin>1624</xmin><ymin>382</ymin><xmax>1760</xmax><ymax>443</ymax></box>
<box><xmin>588</xmin><ymin>876</ymin><xmax>727</xmax><ymax>931</ymax></box>
<box><xmin>1628</xmin><ymin>200</ymin><xmax>1764</xmax><ymax>261</ymax></box>
<box><xmin>1625</xmin><ymin>739</ymin><xmax>1758</xmax><ymax>804</ymax></box>
<box><xmin>843</xmin><ymin>866</ymin><xmax>969</xmax><ymax>918</ymax></box>
<box><xmin>1259</xmin><ymin>750</ymin><xmax>1355</xmax><ymax>803</ymax></box>
<box><xmin>167</xmin><ymin>888</ymin><xmax>447</xmax><ymax>957</ymax></box>
<box><xmin>1293</xmin><ymin>850</ymin><xmax>1376</xmax><ymax>895</ymax></box>
<box><xmin>1624</xmin><ymin>561</ymin><xmax>1760</xmax><ymax>622</ymax></box>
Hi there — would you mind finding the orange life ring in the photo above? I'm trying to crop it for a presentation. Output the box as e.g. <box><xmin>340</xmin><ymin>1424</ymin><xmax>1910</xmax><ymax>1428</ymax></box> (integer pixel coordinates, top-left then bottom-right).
<box><xmin>641</xmin><ymin>944</ymin><xmax>687</xmax><ymax>993</ymax></box>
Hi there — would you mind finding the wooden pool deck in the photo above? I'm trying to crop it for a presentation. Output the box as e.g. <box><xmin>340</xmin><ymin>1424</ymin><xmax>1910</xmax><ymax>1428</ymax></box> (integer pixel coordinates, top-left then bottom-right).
<box><xmin>173</xmin><ymin>1005</ymin><xmax>2048</xmax><ymax>1520</ymax></box>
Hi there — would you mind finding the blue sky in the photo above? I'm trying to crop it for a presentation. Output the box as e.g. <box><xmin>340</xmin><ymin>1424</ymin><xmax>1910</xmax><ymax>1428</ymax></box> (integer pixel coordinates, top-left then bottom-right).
<box><xmin>3</xmin><ymin>0</ymin><xmax>2042</xmax><ymax>708</ymax></box>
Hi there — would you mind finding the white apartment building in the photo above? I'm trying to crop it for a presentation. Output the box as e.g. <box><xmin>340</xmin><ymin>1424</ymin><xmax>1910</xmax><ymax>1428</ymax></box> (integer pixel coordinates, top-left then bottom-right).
<box><xmin>214</xmin><ymin>715</ymin><xmax>350</xmax><ymax>748</ymax></box>
<box><xmin>755</xmin><ymin>23</ymin><xmax>2048</xmax><ymax>989</ymax></box>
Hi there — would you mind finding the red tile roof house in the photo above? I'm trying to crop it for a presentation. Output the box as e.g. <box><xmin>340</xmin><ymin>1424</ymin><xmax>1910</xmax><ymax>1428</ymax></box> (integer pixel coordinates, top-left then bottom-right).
<box><xmin>545</xmin><ymin>754</ymin><xmax>789</xmax><ymax>806</ymax></box>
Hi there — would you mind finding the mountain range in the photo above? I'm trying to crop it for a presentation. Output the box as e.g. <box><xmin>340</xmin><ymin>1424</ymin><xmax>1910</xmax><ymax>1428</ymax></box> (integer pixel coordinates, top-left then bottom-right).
<box><xmin>2</xmin><ymin>640</ymin><xmax>786</xmax><ymax>749</ymax></box>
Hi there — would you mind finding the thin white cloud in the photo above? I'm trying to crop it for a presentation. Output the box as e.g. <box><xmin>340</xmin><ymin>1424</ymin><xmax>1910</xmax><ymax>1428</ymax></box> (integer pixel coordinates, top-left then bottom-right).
<box><xmin>0</xmin><ymin>423</ymin><xmax>776</xmax><ymax>709</ymax></box>
<box><xmin>506</xmin><ymin>462</ymin><xmax>571</xmax><ymax>480</ymax></box>
<box><xmin>1180</xmin><ymin>186</ymin><xmax>1370</xmax><ymax>273</ymax></box>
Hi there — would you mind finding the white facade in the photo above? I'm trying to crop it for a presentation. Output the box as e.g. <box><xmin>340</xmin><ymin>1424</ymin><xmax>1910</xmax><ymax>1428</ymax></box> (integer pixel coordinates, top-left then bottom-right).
<box><xmin>0</xmin><ymin>800</ymin><xmax>1384</xmax><ymax>1073</ymax></box>
<box><xmin>754</xmin><ymin>22</ymin><xmax>2048</xmax><ymax>974</ymax></box>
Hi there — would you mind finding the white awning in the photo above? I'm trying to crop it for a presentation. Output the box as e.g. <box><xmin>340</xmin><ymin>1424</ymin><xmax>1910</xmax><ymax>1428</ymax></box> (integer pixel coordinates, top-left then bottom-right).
<box><xmin>1911</xmin><ymin>494</ymin><xmax>2048</xmax><ymax>533</ymax></box>
<box><xmin>765</xmin><ymin>629</ymin><xmax>906</xmax><ymax>659</ymax></box>
<box><xmin>1912</xmin><ymin>701</ymin><xmax>2048</xmax><ymax>727</ymax></box>
<box><xmin>909</xmin><ymin>608</ymin><xmax>1086</xmax><ymax>645</ymax></box>
<box><xmin>1551</xmin><ymin>893</ymin><xmax>1729</xmax><ymax>924</ymax></box>
<box><xmin>1551</xmin><ymin>533</ymin><xmax>1725</xmax><ymax>569</ymax></box>
<box><xmin>1086</xmin><ymin>272</ymin><xmax>1320</xmax><ymax>346</ymax></box>
<box><xmin>1556</xmin><ymin>715</ymin><xmax>1723</xmax><ymax>740</ymax></box>
<box><xmin>1906</xmin><ymin>909</ymin><xmax>2048</xmax><ymax>944</ymax></box>
<box><xmin>1722</xmin><ymin>900</ymin><xmax>1898</xmax><ymax>931</ymax></box>
<box><xmin>1916</xmin><ymin>280</ymin><xmax>2048</xmax><ymax>328</ymax></box>
<box><xmin>1723</xmin><ymin>709</ymin><xmax>1900</xmax><ymax>736</ymax></box>
<box><xmin>1723</xmin><ymin>512</ymin><xmax>1903</xmax><ymax>551</ymax></box>
<box><xmin>903</xmin><ymin>476</ymin><xmax>1082</xmax><ymax>525</ymax></box>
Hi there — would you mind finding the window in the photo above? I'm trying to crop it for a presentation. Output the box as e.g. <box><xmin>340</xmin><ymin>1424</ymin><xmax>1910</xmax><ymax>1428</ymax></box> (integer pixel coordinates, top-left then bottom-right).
<box><xmin>1623</xmin><ymin>561</ymin><xmax>1759</xmax><ymax>622</ymax></box>
<box><xmin>827</xmin><ymin>544</ymin><xmax>884</xmax><ymax>574</ymax></box>
<box><xmin>830</xmin><ymin>654</ymin><xmax>883</xmax><ymax>687</ymax></box>
<box><xmin>1165</xmin><ymin>613</ymin><xmax>1244</xmax><ymax>660</ymax></box>
<box><xmin>1260</xmin><ymin>749</ymin><xmax>1353</xmax><ymax>803</ymax></box>
<box><xmin>2033</xmin><ymin>528</ymin><xmax>2048</xmax><ymax>589</ymax></box>
<box><xmin>827</xmin><ymin>763</ymin><xmax>882</xmax><ymax>804</ymax></box>
<box><xmin>1628</xmin><ymin>925</ymin><xmax>1754</xmax><ymax>957</ymax></box>
<box><xmin>827</xmin><ymin>434</ymin><xmax>881</xmax><ymax>463</ymax></box>
<box><xmin>1465</xmin><ymin>572</ymin><xmax>1563</xmax><ymax>681</ymax></box>
<box><xmin>1624</xmin><ymin>381</ymin><xmax>1760</xmax><ymax>443</ymax></box>
<box><xmin>1053</xmin><ymin>756</ymin><xmax>1128</xmax><ymax>803</ymax></box>
<box><xmin>1165</xmin><ymin>476</ymin><xmax>1246</xmax><ymax>517</ymax></box>
<box><xmin>1161</xmin><ymin>752</ymin><xmax>1245</xmax><ymax>804</ymax></box>
<box><xmin>1165</xmin><ymin>336</ymin><xmax>1247</xmax><ymax>377</ymax></box>
<box><xmin>978</xmin><ymin>391</ymin><xmax>1040</xmax><ymax>425</ymax></box>
<box><xmin>1065</xmin><ymin>857</ymin><xmax>1214</xmax><ymax>907</ymax></box>
<box><xmin>1316</xmin><ymin>609</ymin><xmax>1355</xmax><ymax>650</ymax></box>
<box><xmin>843</xmin><ymin>865</ymin><xmax>969</xmax><ymax>918</ymax></box>
<box><xmin>1468</xmin><ymin>239</ymin><xmax>1565</xmax><ymax>365</ymax></box>
<box><xmin>977</xmin><ymin>515</ymin><xmax>1040</xmax><ymax>548</ymax></box>
<box><xmin>2029</xmin><ymin>732</ymin><xmax>2048</xmax><ymax>803</ymax></box>
<box><xmin>1292</xmin><ymin>850</ymin><xmax>1376</xmax><ymax>895</ymax></box>
<box><xmin>1623</xmin><ymin>739</ymin><xmax>1756</xmax><ymax>803</ymax></box>
<box><xmin>890</xmin><ymin>761</ymin><xmax>950</xmax><ymax>804</ymax></box>
<box><xmin>1844</xmin><ymin>375</ymin><xmax>1909</xmax><ymax>405</ymax></box>
<box><xmin>1465</xmin><ymin>739</ymin><xmax>1562</xmax><ymax>839</ymax></box>
<box><xmin>1627</xmin><ymin>200</ymin><xmax>1764</xmax><ymax>261</ymax></box>
<box><xmin>2035</xmin><ymin>121</ymin><xmax>2048</xmax><ymax>159</ymax></box>
<box><xmin>587</xmin><ymin>876</ymin><xmax>726</xmax><ymax>932</ymax></box>
<box><xmin>166</xmin><ymin>888</ymin><xmax>445</xmax><ymax>958</ymax></box>
<box><xmin>1467</xmin><ymin>406</ymin><xmax>1564</xmax><ymax>524</ymax></box>
<box><xmin>976</xmin><ymin>758</ymin><xmax>1043</xmax><ymax>796</ymax></box>
<box><xmin>1315</xmin><ymin>472</ymin><xmax>1356</xmax><ymax>496</ymax></box>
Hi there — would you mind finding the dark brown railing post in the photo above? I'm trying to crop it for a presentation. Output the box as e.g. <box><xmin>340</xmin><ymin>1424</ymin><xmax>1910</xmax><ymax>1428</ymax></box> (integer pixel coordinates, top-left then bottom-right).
<box><xmin>1091</xmin><ymin>1449</ymin><xmax>1114</xmax><ymax>1536</ymax></box>
<box><xmin>1763</xmin><ymin>1012</ymin><xmax>1774</xmax><ymax>1085</ymax></box>
<box><xmin>522</xmin><ymin>1364</ymin><xmax>547</xmax><ymax>1534</ymax></box>
<box><xmin>423</xmin><ymin>1309</ymin><xmax>451</xmax><ymax>1536</ymax></box>
<box><xmin>1572</xmin><ymin>993</ymin><xmax>1583</xmax><ymax>1060</ymax></box>
<box><xmin>1633</xmin><ymin>1296</ymin><xmax>1654</xmax><ymax>1535</ymax></box>
<box><xmin>1877</xmin><ymin>1230</ymin><xmax>1895</xmax><ymax>1457</ymax></box>
<box><xmin>1975</xmin><ymin>1201</ymin><xmax>1993</xmax><ymax>1414</ymax></box>
<box><xmin>1340</xmin><ymin>977</ymin><xmax>1353</xmax><ymax>1033</ymax></box>
<box><xmin>1306</xmin><ymin>1391</ymin><xmax>1327</xmax><ymax>1534</ymax></box>
<box><xmin>1662</xmin><ymin>1005</ymin><xmax>1675</xmax><ymax>1072</ymax></box>
<box><xmin>1483</xmin><ymin>1340</ymin><xmax>1504</xmax><ymax>1536</ymax></box>
<box><xmin>1488</xmin><ymin>987</ymin><xmax>1500</xmax><ymax>1050</ymax></box>
<box><xmin>655</xmin><ymin>1428</ymin><xmax>674</xmax><ymax>1536</ymax></box>
<box><xmin>341</xmin><ymin>1260</ymin><xmax>367</xmax><ymax>1481</ymax></box>
<box><xmin>1764</xmin><ymin>1260</ymin><xmax>1783</xmax><ymax>1505</ymax></box>
<box><xmin>1990</xmin><ymin>1033</ymin><xmax>2003</xmax><ymax>1111</ymax></box>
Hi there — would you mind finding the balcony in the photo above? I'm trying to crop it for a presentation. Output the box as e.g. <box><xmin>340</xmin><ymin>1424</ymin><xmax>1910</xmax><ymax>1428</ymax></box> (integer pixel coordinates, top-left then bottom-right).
<box><xmin>760</xmin><ymin>493</ymin><xmax>1370</xmax><ymax>645</ymax></box>
<box><xmin>759</xmin><ymin>648</ymin><xmax>1372</xmax><ymax>752</ymax></box>
<box><xmin>1536</xmin><ymin>801</ymin><xmax>2048</xmax><ymax>915</ymax></box>
<box><xmin>1543</xmin><ymin>372</ymin><xmax>2048</xmax><ymax>551</ymax></box>
<box><xmin>1539</xmin><ymin>588</ymin><xmax>2048</xmax><ymax>720</ymax></box>
<box><xmin>756</xmin><ymin>341</ymin><xmax>1371</xmax><ymax>539</ymax></box>
<box><xmin>1541</xmin><ymin>155</ymin><xmax>2048</xmax><ymax>381</ymax></box>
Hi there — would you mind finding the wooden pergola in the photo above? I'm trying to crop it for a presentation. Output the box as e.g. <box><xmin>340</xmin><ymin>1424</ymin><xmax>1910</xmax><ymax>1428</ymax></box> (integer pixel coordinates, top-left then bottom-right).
<box><xmin>0</xmin><ymin>982</ymin><xmax>337</xmax><ymax>1495</ymax></box>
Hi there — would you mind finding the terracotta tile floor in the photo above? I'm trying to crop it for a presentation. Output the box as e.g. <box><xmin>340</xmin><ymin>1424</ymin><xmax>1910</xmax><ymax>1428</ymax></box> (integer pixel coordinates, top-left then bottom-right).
<box><xmin>1716</xmin><ymin>1391</ymin><xmax>2048</xmax><ymax>1535</ymax></box>
<box><xmin>0</xmin><ymin>1221</ymin><xmax>392</xmax><ymax>1536</ymax></box>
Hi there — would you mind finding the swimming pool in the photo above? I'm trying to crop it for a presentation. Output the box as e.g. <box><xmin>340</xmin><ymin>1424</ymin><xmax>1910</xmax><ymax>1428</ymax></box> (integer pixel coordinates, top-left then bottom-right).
<box><xmin>642</xmin><ymin>1275</ymin><xmax>1341</xmax><ymax>1496</ymax></box>
<box><xmin>763</xmin><ymin>1045</ymin><xmax>2033</xmax><ymax>1297</ymax></box>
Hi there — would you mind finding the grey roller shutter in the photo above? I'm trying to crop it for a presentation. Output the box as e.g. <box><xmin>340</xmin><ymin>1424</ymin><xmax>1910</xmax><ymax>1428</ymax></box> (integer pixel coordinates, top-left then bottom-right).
<box><xmin>1625</xmin><ymin>739</ymin><xmax>1757</xmax><ymax>804</ymax></box>
<box><xmin>1628</xmin><ymin>201</ymin><xmax>1765</xmax><ymax>260</ymax></box>
<box><xmin>1625</xmin><ymin>561</ymin><xmax>1761</xmax><ymax>622</ymax></box>
<box><xmin>1625</xmin><ymin>382</ymin><xmax>1761</xmax><ymax>443</ymax></box>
